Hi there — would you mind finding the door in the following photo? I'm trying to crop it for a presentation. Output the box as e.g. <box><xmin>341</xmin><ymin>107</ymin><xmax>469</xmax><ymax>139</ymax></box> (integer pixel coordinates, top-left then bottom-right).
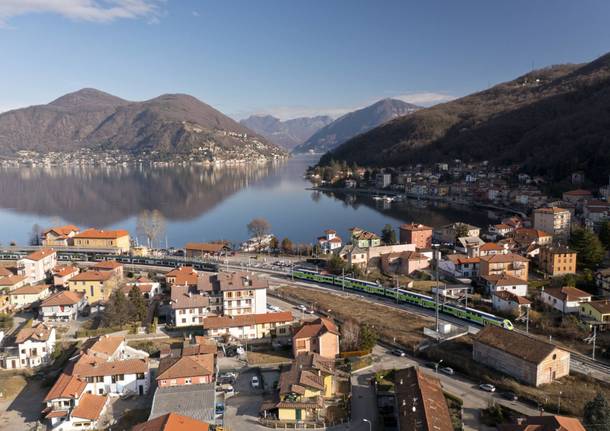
<box><xmin>11</xmin><ymin>360</ymin><xmax>16</xmax><ymax>368</ymax></box>
<box><xmin>295</xmin><ymin>409</ymin><xmax>301</xmax><ymax>421</ymax></box>
<box><xmin>138</xmin><ymin>385</ymin><xmax>144</xmax><ymax>396</ymax></box>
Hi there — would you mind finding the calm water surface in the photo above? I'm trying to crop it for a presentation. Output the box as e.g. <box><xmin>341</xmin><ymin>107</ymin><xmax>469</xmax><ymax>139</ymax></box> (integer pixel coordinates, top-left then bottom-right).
<box><xmin>0</xmin><ymin>155</ymin><xmax>496</xmax><ymax>247</ymax></box>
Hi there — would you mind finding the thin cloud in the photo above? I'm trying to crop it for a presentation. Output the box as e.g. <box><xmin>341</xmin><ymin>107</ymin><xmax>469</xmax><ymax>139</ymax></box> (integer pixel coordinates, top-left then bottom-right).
<box><xmin>0</xmin><ymin>0</ymin><xmax>164</xmax><ymax>26</ymax></box>
<box><xmin>237</xmin><ymin>91</ymin><xmax>457</xmax><ymax>121</ymax></box>
<box><xmin>192</xmin><ymin>10</ymin><xmax>200</xmax><ymax>17</ymax></box>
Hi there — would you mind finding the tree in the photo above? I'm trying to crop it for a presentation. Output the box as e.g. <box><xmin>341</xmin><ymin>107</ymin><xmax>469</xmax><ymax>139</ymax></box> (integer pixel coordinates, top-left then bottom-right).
<box><xmin>247</xmin><ymin>218</ymin><xmax>271</xmax><ymax>250</ymax></box>
<box><xmin>381</xmin><ymin>224</ymin><xmax>397</xmax><ymax>245</ymax></box>
<box><xmin>128</xmin><ymin>286</ymin><xmax>148</xmax><ymax>322</ymax></box>
<box><xmin>570</xmin><ymin>227</ymin><xmax>605</xmax><ymax>270</ymax></box>
<box><xmin>269</xmin><ymin>236</ymin><xmax>279</xmax><ymax>251</ymax></box>
<box><xmin>340</xmin><ymin>318</ymin><xmax>361</xmax><ymax>351</ymax></box>
<box><xmin>327</xmin><ymin>254</ymin><xmax>346</xmax><ymax>275</ymax></box>
<box><xmin>30</xmin><ymin>224</ymin><xmax>42</xmax><ymax>246</ymax></box>
<box><xmin>103</xmin><ymin>290</ymin><xmax>131</xmax><ymax>327</ymax></box>
<box><xmin>359</xmin><ymin>325</ymin><xmax>378</xmax><ymax>351</ymax></box>
<box><xmin>454</xmin><ymin>223</ymin><xmax>470</xmax><ymax>241</ymax></box>
<box><xmin>599</xmin><ymin>221</ymin><xmax>610</xmax><ymax>250</ymax></box>
<box><xmin>136</xmin><ymin>209</ymin><xmax>166</xmax><ymax>248</ymax></box>
<box><xmin>583</xmin><ymin>392</ymin><xmax>610</xmax><ymax>431</ymax></box>
<box><xmin>281</xmin><ymin>238</ymin><xmax>293</xmax><ymax>254</ymax></box>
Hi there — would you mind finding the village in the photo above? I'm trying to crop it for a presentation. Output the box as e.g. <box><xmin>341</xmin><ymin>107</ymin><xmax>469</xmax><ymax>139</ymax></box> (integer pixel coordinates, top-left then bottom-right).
<box><xmin>1</xmin><ymin>177</ymin><xmax>610</xmax><ymax>431</ymax></box>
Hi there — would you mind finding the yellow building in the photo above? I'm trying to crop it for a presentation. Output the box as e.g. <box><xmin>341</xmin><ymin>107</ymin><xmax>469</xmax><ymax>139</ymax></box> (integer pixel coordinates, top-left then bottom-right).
<box><xmin>538</xmin><ymin>246</ymin><xmax>577</xmax><ymax>277</ymax></box>
<box><xmin>580</xmin><ymin>300</ymin><xmax>610</xmax><ymax>323</ymax></box>
<box><xmin>265</xmin><ymin>352</ymin><xmax>336</xmax><ymax>423</ymax></box>
<box><xmin>68</xmin><ymin>271</ymin><xmax>116</xmax><ymax>304</ymax></box>
<box><xmin>72</xmin><ymin>229</ymin><xmax>130</xmax><ymax>253</ymax></box>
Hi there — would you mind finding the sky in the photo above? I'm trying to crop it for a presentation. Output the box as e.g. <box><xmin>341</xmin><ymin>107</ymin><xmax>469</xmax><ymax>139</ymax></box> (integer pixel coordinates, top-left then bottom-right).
<box><xmin>0</xmin><ymin>0</ymin><xmax>610</xmax><ymax>120</ymax></box>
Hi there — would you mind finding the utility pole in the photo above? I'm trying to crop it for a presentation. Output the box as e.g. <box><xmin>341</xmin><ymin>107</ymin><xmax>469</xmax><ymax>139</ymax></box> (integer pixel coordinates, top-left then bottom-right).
<box><xmin>435</xmin><ymin>247</ymin><xmax>440</xmax><ymax>334</ymax></box>
<box><xmin>526</xmin><ymin>306</ymin><xmax>529</xmax><ymax>333</ymax></box>
<box><xmin>592</xmin><ymin>325</ymin><xmax>597</xmax><ymax>360</ymax></box>
<box><xmin>395</xmin><ymin>277</ymin><xmax>399</xmax><ymax>304</ymax></box>
<box><xmin>342</xmin><ymin>267</ymin><xmax>345</xmax><ymax>292</ymax></box>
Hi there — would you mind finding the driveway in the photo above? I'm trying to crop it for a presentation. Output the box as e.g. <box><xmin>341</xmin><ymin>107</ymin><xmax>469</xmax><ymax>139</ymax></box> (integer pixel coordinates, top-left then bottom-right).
<box><xmin>223</xmin><ymin>368</ymin><xmax>268</xmax><ymax>431</ymax></box>
<box><xmin>0</xmin><ymin>378</ymin><xmax>46</xmax><ymax>430</ymax></box>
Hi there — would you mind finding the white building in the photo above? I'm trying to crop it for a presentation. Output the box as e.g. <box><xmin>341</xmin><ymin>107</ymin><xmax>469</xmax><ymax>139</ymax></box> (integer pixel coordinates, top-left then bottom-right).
<box><xmin>533</xmin><ymin>207</ymin><xmax>571</xmax><ymax>241</ymax></box>
<box><xmin>375</xmin><ymin>173</ymin><xmax>391</xmax><ymax>189</ymax></box>
<box><xmin>481</xmin><ymin>273</ymin><xmax>528</xmax><ymax>297</ymax></box>
<box><xmin>541</xmin><ymin>286</ymin><xmax>591</xmax><ymax>314</ymax></box>
<box><xmin>40</xmin><ymin>291</ymin><xmax>87</xmax><ymax>321</ymax></box>
<box><xmin>492</xmin><ymin>291</ymin><xmax>531</xmax><ymax>314</ymax></box>
<box><xmin>8</xmin><ymin>284</ymin><xmax>51</xmax><ymax>309</ymax></box>
<box><xmin>1</xmin><ymin>323</ymin><xmax>56</xmax><ymax>369</ymax></box>
<box><xmin>317</xmin><ymin>229</ymin><xmax>342</xmax><ymax>254</ymax></box>
<box><xmin>17</xmin><ymin>248</ymin><xmax>57</xmax><ymax>284</ymax></box>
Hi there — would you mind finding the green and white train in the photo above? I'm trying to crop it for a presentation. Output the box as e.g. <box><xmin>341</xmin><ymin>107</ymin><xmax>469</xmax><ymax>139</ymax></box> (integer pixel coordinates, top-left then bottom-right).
<box><xmin>292</xmin><ymin>268</ymin><xmax>513</xmax><ymax>330</ymax></box>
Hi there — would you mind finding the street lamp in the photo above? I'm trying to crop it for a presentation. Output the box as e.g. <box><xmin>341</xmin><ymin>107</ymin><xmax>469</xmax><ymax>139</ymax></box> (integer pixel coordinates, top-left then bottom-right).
<box><xmin>362</xmin><ymin>418</ymin><xmax>372</xmax><ymax>431</ymax></box>
<box><xmin>435</xmin><ymin>359</ymin><xmax>443</xmax><ymax>374</ymax></box>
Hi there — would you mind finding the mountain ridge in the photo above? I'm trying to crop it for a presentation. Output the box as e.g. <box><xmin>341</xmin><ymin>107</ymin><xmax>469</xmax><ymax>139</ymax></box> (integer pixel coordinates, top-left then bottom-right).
<box><xmin>293</xmin><ymin>98</ymin><xmax>420</xmax><ymax>154</ymax></box>
<box><xmin>240</xmin><ymin>114</ymin><xmax>333</xmax><ymax>150</ymax></box>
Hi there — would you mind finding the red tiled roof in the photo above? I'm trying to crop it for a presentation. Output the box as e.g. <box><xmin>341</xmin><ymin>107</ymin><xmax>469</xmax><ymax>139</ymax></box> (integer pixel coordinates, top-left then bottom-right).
<box><xmin>543</xmin><ymin>286</ymin><xmax>591</xmax><ymax>302</ymax></box>
<box><xmin>74</xmin><ymin>228</ymin><xmax>129</xmax><ymax>239</ymax></box>
<box><xmin>0</xmin><ymin>275</ymin><xmax>26</xmax><ymax>286</ymax></box>
<box><xmin>22</xmin><ymin>248</ymin><xmax>56</xmax><ymax>262</ymax></box>
<box><xmin>44</xmin><ymin>373</ymin><xmax>87</xmax><ymax>401</ymax></box>
<box><xmin>293</xmin><ymin>317</ymin><xmax>339</xmax><ymax>340</ymax></box>
<box><xmin>133</xmin><ymin>412</ymin><xmax>210</xmax><ymax>431</ymax></box>
<box><xmin>70</xmin><ymin>271</ymin><xmax>114</xmax><ymax>282</ymax></box>
<box><xmin>8</xmin><ymin>284</ymin><xmax>50</xmax><ymax>295</ymax></box>
<box><xmin>53</xmin><ymin>265</ymin><xmax>79</xmax><ymax>277</ymax></box>
<box><xmin>85</xmin><ymin>335</ymin><xmax>124</xmax><ymax>356</ymax></box>
<box><xmin>44</xmin><ymin>225</ymin><xmax>79</xmax><ymax>236</ymax></box>
<box><xmin>185</xmin><ymin>242</ymin><xmax>228</xmax><ymax>253</ymax></box>
<box><xmin>493</xmin><ymin>290</ymin><xmax>531</xmax><ymax>305</ymax></box>
<box><xmin>15</xmin><ymin>323</ymin><xmax>54</xmax><ymax>343</ymax></box>
<box><xmin>92</xmin><ymin>260</ymin><xmax>123</xmax><ymax>270</ymax></box>
<box><xmin>157</xmin><ymin>354</ymin><xmax>215</xmax><ymax>380</ymax></box>
<box><xmin>41</xmin><ymin>291</ymin><xmax>84</xmax><ymax>307</ymax></box>
<box><xmin>71</xmin><ymin>393</ymin><xmax>107</xmax><ymax>420</ymax></box>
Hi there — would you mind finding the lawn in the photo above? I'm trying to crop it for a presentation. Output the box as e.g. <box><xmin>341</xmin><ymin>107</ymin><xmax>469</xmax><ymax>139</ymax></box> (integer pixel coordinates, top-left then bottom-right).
<box><xmin>247</xmin><ymin>350</ymin><xmax>292</xmax><ymax>365</ymax></box>
<box><xmin>275</xmin><ymin>285</ymin><xmax>430</xmax><ymax>351</ymax></box>
<box><xmin>0</xmin><ymin>371</ymin><xmax>28</xmax><ymax>400</ymax></box>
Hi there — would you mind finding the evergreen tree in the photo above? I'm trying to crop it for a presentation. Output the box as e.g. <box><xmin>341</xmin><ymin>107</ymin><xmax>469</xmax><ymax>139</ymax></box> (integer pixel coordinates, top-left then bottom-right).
<box><xmin>327</xmin><ymin>254</ymin><xmax>346</xmax><ymax>275</ymax></box>
<box><xmin>359</xmin><ymin>325</ymin><xmax>378</xmax><ymax>351</ymax></box>
<box><xmin>103</xmin><ymin>290</ymin><xmax>131</xmax><ymax>327</ymax></box>
<box><xmin>381</xmin><ymin>224</ymin><xmax>397</xmax><ymax>245</ymax></box>
<box><xmin>128</xmin><ymin>286</ymin><xmax>148</xmax><ymax>322</ymax></box>
<box><xmin>583</xmin><ymin>392</ymin><xmax>610</xmax><ymax>431</ymax></box>
<box><xmin>570</xmin><ymin>228</ymin><xmax>605</xmax><ymax>270</ymax></box>
<box><xmin>599</xmin><ymin>221</ymin><xmax>610</xmax><ymax>250</ymax></box>
<box><xmin>269</xmin><ymin>236</ymin><xmax>279</xmax><ymax>251</ymax></box>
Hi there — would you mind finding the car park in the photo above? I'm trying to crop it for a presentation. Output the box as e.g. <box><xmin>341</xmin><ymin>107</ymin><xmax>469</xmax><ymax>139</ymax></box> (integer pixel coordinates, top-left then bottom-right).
<box><xmin>479</xmin><ymin>384</ymin><xmax>496</xmax><ymax>392</ymax></box>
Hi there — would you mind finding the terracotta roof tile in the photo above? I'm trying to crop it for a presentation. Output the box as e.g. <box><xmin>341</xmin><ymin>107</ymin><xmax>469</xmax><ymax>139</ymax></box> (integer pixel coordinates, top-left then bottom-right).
<box><xmin>8</xmin><ymin>284</ymin><xmax>50</xmax><ymax>295</ymax></box>
<box><xmin>21</xmin><ymin>248</ymin><xmax>56</xmax><ymax>262</ymax></box>
<box><xmin>71</xmin><ymin>393</ymin><xmax>107</xmax><ymax>420</ymax></box>
<box><xmin>52</xmin><ymin>265</ymin><xmax>79</xmax><ymax>277</ymax></box>
<box><xmin>0</xmin><ymin>275</ymin><xmax>27</xmax><ymax>286</ymax></box>
<box><xmin>74</xmin><ymin>228</ymin><xmax>129</xmax><ymax>239</ymax></box>
<box><xmin>41</xmin><ymin>291</ymin><xmax>84</xmax><ymax>307</ymax></box>
<box><xmin>15</xmin><ymin>323</ymin><xmax>54</xmax><ymax>343</ymax></box>
<box><xmin>157</xmin><ymin>354</ymin><xmax>215</xmax><ymax>381</ymax></box>
<box><xmin>475</xmin><ymin>326</ymin><xmax>564</xmax><ymax>364</ymax></box>
<box><xmin>44</xmin><ymin>373</ymin><xmax>87</xmax><ymax>401</ymax></box>
<box><xmin>133</xmin><ymin>412</ymin><xmax>210</xmax><ymax>431</ymax></box>
<box><xmin>92</xmin><ymin>260</ymin><xmax>123</xmax><ymax>270</ymax></box>
<box><xmin>543</xmin><ymin>286</ymin><xmax>591</xmax><ymax>302</ymax></box>
<box><xmin>70</xmin><ymin>271</ymin><xmax>114</xmax><ymax>282</ymax></box>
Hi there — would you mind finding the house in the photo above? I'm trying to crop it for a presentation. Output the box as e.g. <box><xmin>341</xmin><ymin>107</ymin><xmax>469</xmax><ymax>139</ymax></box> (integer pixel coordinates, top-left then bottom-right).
<box><xmin>580</xmin><ymin>300</ymin><xmax>610</xmax><ymax>324</ymax></box>
<box><xmin>597</xmin><ymin>268</ymin><xmax>610</xmax><ymax>293</ymax></box>
<box><xmin>562</xmin><ymin>189</ymin><xmax>593</xmax><ymax>204</ymax></box>
<box><xmin>533</xmin><ymin>207</ymin><xmax>571</xmax><ymax>240</ymax></box>
<box><xmin>0</xmin><ymin>274</ymin><xmax>28</xmax><ymax>292</ymax></box>
<box><xmin>148</xmin><ymin>384</ymin><xmax>215</xmax><ymax>425</ymax></box>
<box><xmin>440</xmin><ymin>254</ymin><xmax>480</xmax><ymax>278</ymax></box>
<box><xmin>72</xmin><ymin>228</ymin><xmax>131</xmax><ymax>253</ymax></box>
<box><xmin>157</xmin><ymin>353</ymin><xmax>215</xmax><ymax>387</ymax></box>
<box><xmin>185</xmin><ymin>242</ymin><xmax>230</xmax><ymax>258</ymax></box>
<box><xmin>376</xmin><ymin>173</ymin><xmax>392</xmax><ymax>189</ymax></box>
<box><xmin>293</xmin><ymin>317</ymin><xmax>339</xmax><ymax>359</ymax></box>
<box><xmin>481</xmin><ymin>273</ymin><xmax>528</xmax><ymax>297</ymax></box>
<box><xmin>1</xmin><ymin>323</ymin><xmax>56</xmax><ymax>369</ymax></box>
<box><xmin>197</xmin><ymin>271</ymin><xmax>268</xmax><ymax>316</ymax></box>
<box><xmin>68</xmin><ymin>271</ymin><xmax>116</xmax><ymax>304</ymax></box>
<box><xmin>349</xmin><ymin>227</ymin><xmax>381</xmax><ymax>248</ymax></box>
<box><xmin>42</xmin><ymin>225</ymin><xmax>80</xmax><ymax>247</ymax></box>
<box><xmin>262</xmin><ymin>352</ymin><xmax>336</xmax><ymax>423</ymax></box>
<box><xmin>91</xmin><ymin>260</ymin><xmax>124</xmax><ymax>279</ymax></box>
<box><xmin>541</xmin><ymin>286</ymin><xmax>592</xmax><ymax>314</ymax></box>
<box><xmin>393</xmin><ymin>367</ymin><xmax>453</xmax><ymax>431</ymax></box>
<box><xmin>538</xmin><ymin>245</ymin><xmax>577</xmax><ymax>277</ymax></box>
<box><xmin>499</xmin><ymin>415</ymin><xmax>586</xmax><ymax>431</ymax></box>
<box><xmin>492</xmin><ymin>291</ymin><xmax>531</xmax><ymax>315</ymax></box>
<box><xmin>457</xmin><ymin>236</ymin><xmax>485</xmax><ymax>257</ymax></box>
<box><xmin>434</xmin><ymin>223</ymin><xmax>480</xmax><ymax>244</ymax></box>
<box><xmin>17</xmin><ymin>248</ymin><xmax>57</xmax><ymax>283</ymax></box>
<box><xmin>123</xmin><ymin>277</ymin><xmax>161</xmax><ymax>300</ymax></box>
<box><xmin>317</xmin><ymin>229</ymin><xmax>342</xmax><ymax>254</ymax></box>
<box><xmin>380</xmin><ymin>251</ymin><xmax>429</xmax><ymax>275</ymax></box>
<box><xmin>338</xmin><ymin>245</ymin><xmax>368</xmax><ymax>269</ymax></box>
<box><xmin>489</xmin><ymin>223</ymin><xmax>513</xmax><ymax>237</ymax></box>
<box><xmin>398</xmin><ymin>223</ymin><xmax>433</xmax><ymax>248</ymax></box>
<box><xmin>43</xmin><ymin>336</ymin><xmax>149</xmax><ymax>429</ymax></box>
<box><xmin>512</xmin><ymin>228</ymin><xmax>553</xmax><ymax>248</ymax></box>
<box><xmin>40</xmin><ymin>291</ymin><xmax>87</xmax><ymax>321</ymax></box>
<box><xmin>8</xmin><ymin>284</ymin><xmax>51</xmax><ymax>309</ymax></box>
<box><xmin>133</xmin><ymin>413</ymin><xmax>211</xmax><ymax>431</ymax></box>
<box><xmin>165</xmin><ymin>266</ymin><xmax>198</xmax><ymax>288</ymax></box>
<box><xmin>203</xmin><ymin>312</ymin><xmax>293</xmax><ymax>340</ymax></box>
<box><xmin>479</xmin><ymin>242</ymin><xmax>509</xmax><ymax>257</ymax></box>
<box><xmin>473</xmin><ymin>326</ymin><xmax>570</xmax><ymax>387</ymax></box>
<box><xmin>170</xmin><ymin>286</ymin><xmax>210</xmax><ymax>327</ymax></box>
<box><xmin>52</xmin><ymin>265</ymin><xmax>79</xmax><ymax>287</ymax></box>
<box><xmin>479</xmin><ymin>253</ymin><xmax>529</xmax><ymax>282</ymax></box>
<box><xmin>583</xmin><ymin>200</ymin><xmax>610</xmax><ymax>224</ymax></box>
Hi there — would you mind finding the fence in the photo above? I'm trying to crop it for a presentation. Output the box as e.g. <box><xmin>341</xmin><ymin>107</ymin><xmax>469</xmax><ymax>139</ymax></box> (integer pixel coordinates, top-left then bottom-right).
<box><xmin>258</xmin><ymin>418</ymin><xmax>348</xmax><ymax>429</ymax></box>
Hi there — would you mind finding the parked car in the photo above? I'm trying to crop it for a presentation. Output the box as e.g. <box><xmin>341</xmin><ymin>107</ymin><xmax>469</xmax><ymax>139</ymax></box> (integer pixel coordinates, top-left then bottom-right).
<box><xmin>296</xmin><ymin>304</ymin><xmax>307</xmax><ymax>311</ymax></box>
<box><xmin>215</xmin><ymin>403</ymin><xmax>225</xmax><ymax>415</ymax></box>
<box><xmin>391</xmin><ymin>349</ymin><xmax>406</xmax><ymax>357</ymax></box>
<box><xmin>305</xmin><ymin>308</ymin><xmax>315</xmax><ymax>314</ymax></box>
<box><xmin>440</xmin><ymin>367</ymin><xmax>454</xmax><ymax>376</ymax></box>
<box><xmin>479</xmin><ymin>384</ymin><xmax>496</xmax><ymax>392</ymax></box>
<box><xmin>220</xmin><ymin>371</ymin><xmax>237</xmax><ymax>380</ymax></box>
<box><xmin>251</xmin><ymin>375</ymin><xmax>260</xmax><ymax>388</ymax></box>
<box><xmin>502</xmin><ymin>391</ymin><xmax>518</xmax><ymax>401</ymax></box>
<box><xmin>218</xmin><ymin>384</ymin><xmax>235</xmax><ymax>398</ymax></box>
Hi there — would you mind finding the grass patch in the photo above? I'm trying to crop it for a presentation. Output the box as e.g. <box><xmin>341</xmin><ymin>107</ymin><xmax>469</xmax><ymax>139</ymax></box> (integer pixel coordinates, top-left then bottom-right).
<box><xmin>444</xmin><ymin>392</ymin><xmax>463</xmax><ymax>431</ymax></box>
<box><xmin>247</xmin><ymin>350</ymin><xmax>292</xmax><ymax>365</ymax></box>
<box><xmin>0</xmin><ymin>371</ymin><xmax>28</xmax><ymax>399</ymax></box>
<box><xmin>275</xmin><ymin>285</ymin><xmax>429</xmax><ymax>351</ymax></box>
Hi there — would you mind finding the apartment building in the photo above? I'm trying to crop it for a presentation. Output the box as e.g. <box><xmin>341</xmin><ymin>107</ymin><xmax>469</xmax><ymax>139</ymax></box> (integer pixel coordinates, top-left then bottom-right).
<box><xmin>198</xmin><ymin>271</ymin><xmax>268</xmax><ymax>316</ymax></box>
<box><xmin>533</xmin><ymin>207</ymin><xmax>571</xmax><ymax>240</ymax></box>
<box><xmin>72</xmin><ymin>229</ymin><xmax>130</xmax><ymax>253</ymax></box>
<box><xmin>42</xmin><ymin>225</ymin><xmax>80</xmax><ymax>247</ymax></box>
<box><xmin>17</xmin><ymin>248</ymin><xmax>57</xmax><ymax>284</ymax></box>
<box><xmin>479</xmin><ymin>253</ymin><xmax>529</xmax><ymax>282</ymax></box>
<box><xmin>399</xmin><ymin>223</ymin><xmax>433</xmax><ymax>248</ymax></box>
<box><xmin>538</xmin><ymin>245</ymin><xmax>577</xmax><ymax>277</ymax></box>
<box><xmin>68</xmin><ymin>271</ymin><xmax>116</xmax><ymax>304</ymax></box>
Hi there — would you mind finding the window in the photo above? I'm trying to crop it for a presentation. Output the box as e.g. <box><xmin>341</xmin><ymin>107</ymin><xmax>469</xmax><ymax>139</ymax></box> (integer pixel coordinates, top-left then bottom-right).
<box><xmin>136</xmin><ymin>373</ymin><xmax>144</xmax><ymax>379</ymax></box>
<box><xmin>181</xmin><ymin>318</ymin><xmax>186</xmax><ymax>323</ymax></box>
<box><xmin>170</xmin><ymin>379</ymin><xmax>177</xmax><ymax>386</ymax></box>
<box><xmin>185</xmin><ymin>378</ymin><xmax>192</xmax><ymax>384</ymax></box>
<box><xmin>98</xmin><ymin>388</ymin><xmax>104</xmax><ymax>395</ymax></box>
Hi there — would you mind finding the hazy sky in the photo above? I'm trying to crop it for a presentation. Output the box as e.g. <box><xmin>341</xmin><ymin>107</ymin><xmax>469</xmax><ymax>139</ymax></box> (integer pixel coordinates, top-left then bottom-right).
<box><xmin>1</xmin><ymin>0</ymin><xmax>609</xmax><ymax>119</ymax></box>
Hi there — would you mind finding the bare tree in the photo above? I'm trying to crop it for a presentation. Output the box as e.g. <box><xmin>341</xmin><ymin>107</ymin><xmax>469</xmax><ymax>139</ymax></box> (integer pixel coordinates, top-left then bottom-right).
<box><xmin>30</xmin><ymin>224</ymin><xmax>42</xmax><ymax>246</ymax></box>
<box><xmin>340</xmin><ymin>318</ymin><xmax>361</xmax><ymax>351</ymax></box>
<box><xmin>136</xmin><ymin>210</ymin><xmax>166</xmax><ymax>248</ymax></box>
<box><xmin>247</xmin><ymin>218</ymin><xmax>271</xmax><ymax>250</ymax></box>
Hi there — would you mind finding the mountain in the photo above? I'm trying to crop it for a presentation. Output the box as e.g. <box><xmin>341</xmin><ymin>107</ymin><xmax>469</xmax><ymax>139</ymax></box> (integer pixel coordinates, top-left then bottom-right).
<box><xmin>240</xmin><ymin>115</ymin><xmax>333</xmax><ymax>150</ymax></box>
<box><xmin>293</xmin><ymin>98</ymin><xmax>420</xmax><ymax>154</ymax></box>
<box><xmin>0</xmin><ymin>89</ymin><xmax>285</xmax><ymax>160</ymax></box>
<box><xmin>320</xmin><ymin>52</ymin><xmax>610</xmax><ymax>184</ymax></box>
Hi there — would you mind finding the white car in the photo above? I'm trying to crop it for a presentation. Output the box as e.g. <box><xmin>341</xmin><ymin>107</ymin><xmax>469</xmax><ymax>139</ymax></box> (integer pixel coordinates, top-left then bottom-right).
<box><xmin>479</xmin><ymin>383</ymin><xmax>496</xmax><ymax>392</ymax></box>
<box><xmin>297</xmin><ymin>305</ymin><xmax>307</xmax><ymax>311</ymax></box>
<box><xmin>251</xmin><ymin>376</ymin><xmax>260</xmax><ymax>389</ymax></box>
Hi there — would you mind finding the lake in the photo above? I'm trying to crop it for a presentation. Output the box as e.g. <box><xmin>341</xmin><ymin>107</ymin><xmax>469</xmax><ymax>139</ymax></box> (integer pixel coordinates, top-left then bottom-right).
<box><xmin>0</xmin><ymin>155</ymin><xmax>497</xmax><ymax>248</ymax></box>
